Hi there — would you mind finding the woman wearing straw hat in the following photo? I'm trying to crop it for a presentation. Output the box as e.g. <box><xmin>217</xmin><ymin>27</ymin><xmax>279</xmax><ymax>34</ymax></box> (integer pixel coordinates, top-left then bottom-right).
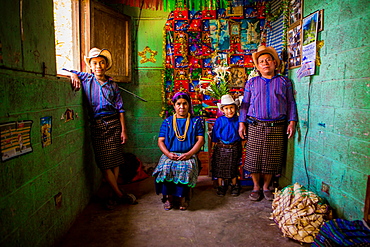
<box><xmin>64</xmin><ymin>47</ymin><xmax>136</xmax><ymax>209</ymax></box>
<box><xmin>238</xmin><ymin>46</ymin><xmax>298</xmax><ymax>201</ymax></box>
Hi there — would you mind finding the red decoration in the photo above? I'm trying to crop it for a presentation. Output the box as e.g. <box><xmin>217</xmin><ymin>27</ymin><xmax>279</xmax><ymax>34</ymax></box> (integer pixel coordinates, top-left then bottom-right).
<box><xmin>202</xmin><ymin>9</ymin><xmax>217</xmax><ymax>19</ymax></box>
<box><xmin>174</xmin><ymin>10</ymin><xmax>189</xmax><ymax>20</ymax></box>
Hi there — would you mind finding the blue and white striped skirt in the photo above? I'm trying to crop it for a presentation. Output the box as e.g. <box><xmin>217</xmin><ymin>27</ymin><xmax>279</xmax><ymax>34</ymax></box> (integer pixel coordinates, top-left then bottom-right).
<box><xmin>152</xmin><ymin>153</ymin><xmax>199</xmax><ymax>188</ymax></box>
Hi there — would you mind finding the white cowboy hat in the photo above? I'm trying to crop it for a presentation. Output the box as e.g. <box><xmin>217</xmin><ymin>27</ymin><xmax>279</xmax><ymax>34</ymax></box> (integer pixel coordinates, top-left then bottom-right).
<box><xmin>217</xmin><ymin>94</ymin><xmax>240</xmax><ymax>111</ymax></box>
<box><xmin>252</xmin><ymin>45</ymin><xmax>281</xmax><ymax>68</ymax></box>
<box><xmin>84</xmin><ymin>48</ymin><xmax>113</xmax><ymax>70</ymax></box>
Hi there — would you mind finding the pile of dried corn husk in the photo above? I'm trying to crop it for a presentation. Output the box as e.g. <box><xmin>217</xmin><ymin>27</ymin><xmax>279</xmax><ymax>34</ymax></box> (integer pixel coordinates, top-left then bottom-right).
<box><xmin>270</xmin><ymin>183</ymin><xmax>329</xmax><ymax>243</ymax></box>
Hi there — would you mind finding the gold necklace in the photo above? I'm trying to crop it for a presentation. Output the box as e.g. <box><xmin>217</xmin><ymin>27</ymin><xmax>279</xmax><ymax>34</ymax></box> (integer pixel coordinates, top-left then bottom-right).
<box><xmin>173</xmin><ymin>113</ymin><xmax>190</xmax><ymax>141</ymax></box>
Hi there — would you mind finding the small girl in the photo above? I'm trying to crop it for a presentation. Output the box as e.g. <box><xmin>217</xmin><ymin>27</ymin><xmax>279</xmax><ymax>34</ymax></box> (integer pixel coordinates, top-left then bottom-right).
<box><xmin>211</xmin><ymin>94</ymin><xmax>242</xmax><ymax>196</ymax></box>
<box><xmin>153</xmin><ymin>92</ymin><xmax>205</xmax><ymax>211</ymax></box>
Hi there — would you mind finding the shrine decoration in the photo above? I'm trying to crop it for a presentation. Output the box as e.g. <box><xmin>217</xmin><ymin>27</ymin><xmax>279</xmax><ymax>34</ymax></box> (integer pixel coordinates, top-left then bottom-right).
<box><xmin>161</xmin><ymin>0</ymin><xmax>286</xmax><ymax>119</ymax></box>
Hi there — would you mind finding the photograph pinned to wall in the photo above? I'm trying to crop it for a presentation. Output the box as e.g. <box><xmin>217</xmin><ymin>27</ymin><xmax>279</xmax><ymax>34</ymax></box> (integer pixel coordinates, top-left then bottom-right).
<box><xmin>41</xmin><ymin>116</ymin><xmax>52</xmax><ymax>148</ymax></box>
<box><xmin>230</xmin><ymin>67</ymin><xmax>246</xmax><ymax>88</ymax></box>
<box><xmin>297</xmin><ymin>11</ymin><xmax>319</xmax><ymax>79</ymax></box>
<box><xmin>289</xmin><ymin>0</ymin><xmax>303</xmax><ymax>27</ymax></box>
<box><xmin>1</xmin><ymin>121</ymin><xmax>33</xmax><ymax>161</ymax></box>
<box><xmin>287</xmin><ymin>22</ymin><xmax>302</xmax><ymax>69</ymax></box>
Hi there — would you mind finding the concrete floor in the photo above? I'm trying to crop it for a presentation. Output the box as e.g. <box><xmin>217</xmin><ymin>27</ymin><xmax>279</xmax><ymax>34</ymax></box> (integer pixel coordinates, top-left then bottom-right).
<box><xmin>56</xmin><ymin>176</ymin><xmax>310</xmax><ymax>247</ymax></box>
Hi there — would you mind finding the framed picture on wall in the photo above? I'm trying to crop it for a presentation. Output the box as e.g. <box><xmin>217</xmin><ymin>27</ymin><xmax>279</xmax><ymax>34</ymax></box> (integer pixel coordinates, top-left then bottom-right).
<box><xmin>287</xmin><ymin>22</ymin><xmax>302</xmax><ymax>68</ymax></box>
<box><xmin>289</xmin><ymin>0</ymin><xmax>303</xmax><ymax>27</ymax></box>
<box><xmin>230</xmin><ymin>67</ymin><xmax>246</xmax><ymax>88</ymax></box>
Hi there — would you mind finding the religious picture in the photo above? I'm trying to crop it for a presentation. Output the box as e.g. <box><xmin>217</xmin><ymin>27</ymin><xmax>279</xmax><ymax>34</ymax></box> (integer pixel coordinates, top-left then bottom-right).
<box><xmin>240</xmin><ymin>19</ymin><xmax>260</xmax><ymax>50</ymax></box>
<box><xmin>230</xmin><ymin>67</ymin><xmax>246</xmax><ymax>88</ymax></box>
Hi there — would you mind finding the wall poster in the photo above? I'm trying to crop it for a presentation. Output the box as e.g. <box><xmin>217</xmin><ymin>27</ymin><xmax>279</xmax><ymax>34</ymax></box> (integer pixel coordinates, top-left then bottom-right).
<box><xmin>0</xmin><ymin>121</ymin><xmax>33</xmax><ymax>161</ymax></box>
<box><xmin>297</xmin><ymin>11</ymin><xmax>319</xmax><ymax>79</ymax></box>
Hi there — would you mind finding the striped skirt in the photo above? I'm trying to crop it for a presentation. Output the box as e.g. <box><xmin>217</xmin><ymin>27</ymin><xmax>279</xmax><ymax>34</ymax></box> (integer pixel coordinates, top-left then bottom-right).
<box><xmin>244</xmin><ymin>119</ymin><xmax>287</xmax><ymax>174</ymax></box>
<box><xmin>153</xmin><ymin>153</ymin><xmax>199</xmax><ymax>188</ymax></box>
<box><xmin>90</xmin><ymin>114</ymin><xmax>124</xmax><ymax>170</ymax></box>
<box><xmin>211</xmin><ymin>142</ymin><xmax>241</xmax><ymax>179</ymax></box>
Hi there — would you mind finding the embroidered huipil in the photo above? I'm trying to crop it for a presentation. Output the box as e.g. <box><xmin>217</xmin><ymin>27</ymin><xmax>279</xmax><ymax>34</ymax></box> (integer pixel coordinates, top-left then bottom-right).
<box><xmin>211</xmin><ymin>115</ymin><xmax>241</xmax><ymax>144</ymax></box>
<box><xmin>159</xmin><ymin>116</ymin><xmax>204</xmax><ymax>153</ymax></box>
<box><xmin>239</xmin><ymin>75</ymin><xmax>298</xmax><ymax>122</ymax></box>
<box><xmin>65</xmin><ymin>70</ymin><xmax>124</xmax><ymax>119</ymax></box>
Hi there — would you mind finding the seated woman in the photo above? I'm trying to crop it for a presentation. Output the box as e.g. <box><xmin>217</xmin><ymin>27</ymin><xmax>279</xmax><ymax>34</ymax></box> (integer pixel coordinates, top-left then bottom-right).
<box><xmin>153</xmin><ymin>92</ymin><xmax>205</xmax><ymax>211</ymax></box>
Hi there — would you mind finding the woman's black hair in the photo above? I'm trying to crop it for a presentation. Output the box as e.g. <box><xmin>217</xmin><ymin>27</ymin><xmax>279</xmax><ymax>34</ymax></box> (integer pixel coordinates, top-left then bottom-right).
<box><xmin>172</xmin><ymin>92</ymin><xmax>193</xmax><ymax>114</ymax></box>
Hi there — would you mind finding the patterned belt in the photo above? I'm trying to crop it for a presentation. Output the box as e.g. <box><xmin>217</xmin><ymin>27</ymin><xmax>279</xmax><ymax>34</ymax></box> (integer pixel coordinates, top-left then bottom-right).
<box><xmin>216</xmin><ymin>142</ymin><xmax>238</xmax><ymax>149</ymax></box>
<box><xmin>248</xmin><ymin>117</ymin><xmax>286</xmax><ymax>127</ymax></box>
<box><xmin>93</xmin><ymin>113</ymin><xmax>118</xmax><ymax>124</ymax></box>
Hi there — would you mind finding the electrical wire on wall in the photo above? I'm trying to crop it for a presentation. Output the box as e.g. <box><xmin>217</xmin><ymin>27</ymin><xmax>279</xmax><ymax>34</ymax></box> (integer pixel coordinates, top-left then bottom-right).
<box><xmin>303</xmin><ymin>76</ymin><xmax>313</xmax><ymax>189</ymax></box>
<box><xmin>133</xmin><ymin>0</ymin><xmax>145</xmax><ymax>45</ymax></box>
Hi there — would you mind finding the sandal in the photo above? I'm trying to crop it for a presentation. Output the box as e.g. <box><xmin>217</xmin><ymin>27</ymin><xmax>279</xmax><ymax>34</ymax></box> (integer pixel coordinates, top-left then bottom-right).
<box><xmin>163</xmin><ymin>200</ymin><xmax>173</xmax><ymax>211</ymax></box>
<box><xmin>179</xmin><ymin>197</ymin><xmax>188</xmax><ymax>211</ymax></box>
<box><xmin>117</xmin><ymin>193</ymin><xmax>138</xmax><ymax>205</ymax></box>
<box><xmin>249</xmin><ymin>190</ymin><xmax>261</xmax><ymax>201</ymax></box>
<box><xmin>263</xmin><ymin>190</ymin><xmax>274</xmax><ymax>201</ymax></box>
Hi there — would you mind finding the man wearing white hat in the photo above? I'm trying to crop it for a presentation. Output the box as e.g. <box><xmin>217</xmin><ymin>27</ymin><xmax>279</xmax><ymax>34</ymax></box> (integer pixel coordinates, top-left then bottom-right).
<box><xmin>238</xmin><ymin>46</ymin><xmax>298</xmax><ymax>201</ymax></box>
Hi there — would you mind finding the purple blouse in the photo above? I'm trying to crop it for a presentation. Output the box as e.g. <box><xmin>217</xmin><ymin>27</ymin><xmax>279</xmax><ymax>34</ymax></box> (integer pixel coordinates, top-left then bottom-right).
<box><xmin>67</xmin><ymin>70</ymin><xmax>124</xmax><ymax>118</ymax></box>
<box><xmin>239</xmin><ymin>75</ymin><xmax>298</xmax><ymax>122</ymax></box>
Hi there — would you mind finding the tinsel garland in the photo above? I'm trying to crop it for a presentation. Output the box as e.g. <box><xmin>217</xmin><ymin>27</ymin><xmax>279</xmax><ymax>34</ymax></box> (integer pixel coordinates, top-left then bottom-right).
<box><xmin>160</xmin><ymin>25</ymin><xmax>167</xmax><ymax>118</ymax></box>
<box><xmin>281</xmin><ymin>0</ymin><xmax>290</xmax><ymax>48</ymax></box>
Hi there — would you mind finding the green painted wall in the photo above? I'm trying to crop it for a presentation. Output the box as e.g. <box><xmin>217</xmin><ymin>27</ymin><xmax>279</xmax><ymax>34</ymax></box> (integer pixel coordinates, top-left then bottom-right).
<box><xmin>0</xmin><ymin>0</ymin><xmax>369</xmax><ymax>246</ymax></box>
<box><xmin>0</xmin><ymin>1</ymin><xmax>101</xmax><ymax>246</ymax></box>
<box><xmin>283</xmin><ymin>0</ymin><xmax>370</xmax><ymax>220</ymax></box>
<box><xmin>111</xmin><ymin>5</ymin><xmax>170</xmax><ymax>167</ymax></box>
